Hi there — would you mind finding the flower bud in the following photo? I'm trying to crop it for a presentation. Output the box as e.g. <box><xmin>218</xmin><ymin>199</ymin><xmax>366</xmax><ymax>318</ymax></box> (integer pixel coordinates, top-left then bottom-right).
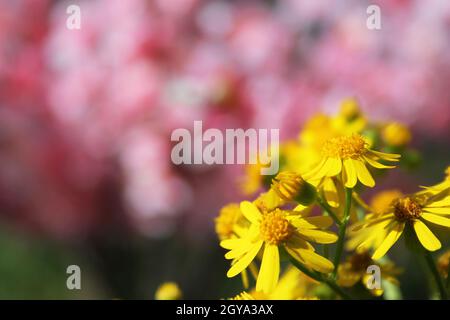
<box><xmin>271</xmin><ymin>172</ymin><xmax>316</xmax><ymax>205</ymax></box>
<box><xmin>340</xmin><ymin>98</ymin><xmax>361</xmax><ymax>121</ymax></box>
<box><xmin>155</xmin><ymin>282</ymin><xmax>182</xmax><ymax>300</ymax></box>
<box><xmin>382</xmin><ymin>122</ymin><xmax>411</xmax><ymax>147</ymax></box>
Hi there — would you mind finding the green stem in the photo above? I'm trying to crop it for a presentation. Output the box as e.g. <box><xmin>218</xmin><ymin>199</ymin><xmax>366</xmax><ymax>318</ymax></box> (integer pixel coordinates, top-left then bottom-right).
<box><xmin>288</xmin><ymin>256</ymin><xmax>352</xmax><ymax>300</ymax></box>
<box><xmin>316</xmin><ymin>196</ymin><xmax>342</xmax><ymax>226</ymax></box>
<box><xmin>424</xmin><ymin>251</ymin><xmax>448</xmax><ymax>300</ymax></box>
<box><xmin>332</xmin><ymin>188</ymin><xmax>352</xmax><ymax>279</ymax></box>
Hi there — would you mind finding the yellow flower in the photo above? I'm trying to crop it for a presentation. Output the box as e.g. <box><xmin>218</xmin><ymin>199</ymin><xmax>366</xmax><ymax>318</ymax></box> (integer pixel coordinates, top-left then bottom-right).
<box><xmin>215</xmin><ymin>203</ymin><xmax>247</xmax><ymax>240</ymax></box>
<box><xmin>221</xmin><ymin>201</ymin><xmax>337</xmax><ymax>293</ymax></box>
<box><xmin>215</xmin><ymin>203</ymin><xmax>255</xmax><ymax>288</ymax></box>
<box><xmin>239</xmin><ymin>146</ymin><xmax>279</xmax><ymax>195</ymax></box>
<box><xmin>229</xmin><ymin>267</ymin><xmax>319</xmax><ymax>300</ymax></box>
<box><xmin>382</xmin><ymin>122</ymin><xmax>411</xmax><ymax>147</ymax></box>
<box><xmin>346</xmin><ymin>190</ymin><xmax>404</xmax><ymax>252</ymax></box>
<box><xmin>332</xmin><ymin>98</ymin><xmax>367</xmax><ymax>134</ymax></box>
<box><xmin>349</xmin><ymin>191</ymin><xmax>450</xmax><ymax>260</ymax></box>
<box><xmin>240</xmin><ymin>162</ymin><xmax>266</xmax><ymax>195</ymax></box>
<box><xmin>337</xmin><ymin>251</ymin><xmax>402</xmax><ymax>296</ymax></box>
<box><xmin>305</xmin><ymin>134</ymin><xmax>400</xmax><ymax>188</ymax></box>
<box><xmin>437</xmin><ymin>250</ymin><xmax>450</xmax><ymax>278</ymax></box>
<box><xmin>155</xmin><ymin>282</ymin><xmax>182</xmax><ymax>300</ymax></box>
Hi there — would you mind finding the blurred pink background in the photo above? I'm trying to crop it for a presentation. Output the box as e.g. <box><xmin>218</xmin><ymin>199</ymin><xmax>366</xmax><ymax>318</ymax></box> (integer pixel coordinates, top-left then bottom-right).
<box><xmin>1</xmin><ymin>0</ymin><xmax>449</xmax><ymax>240</ymax></box>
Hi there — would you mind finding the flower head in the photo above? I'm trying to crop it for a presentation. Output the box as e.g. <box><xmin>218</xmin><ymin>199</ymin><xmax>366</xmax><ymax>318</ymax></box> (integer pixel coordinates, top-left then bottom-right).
<box><xmin>155</xmin><ymin>282</ymin><xmax>182</xmax><ymax>300</ymax></box>
<box><xmin>348</xmin><ymin>190</ymin><xmax>450</xmax><ymax>260</ymax></box>
<box><xmin>215</xmin><ymin>203</ymin><xmax>246</xmax><ymax>240</ymax></box>
<box><xmin>271</xmin><ymin>171</ymin><xmax>316</xmax><ymax>205</ymax></box>
<box><xmin>337</xmin><ymin>251</ymin><xmax>402</xmax><ymax>296</ymax></box>
<box><xmin>221</xmin><ymin>201</ymin><xmax>336</xmax><ymax>293</ymax></box>
<box><xmin>305</xmin><ymin>134</ymin><xmax>400</xmax><ymax>188</ymax></box>
<box><xmin>382</xmin><ymin>122</ymin><xmax>411</xmax><ymax>147</ymax></box>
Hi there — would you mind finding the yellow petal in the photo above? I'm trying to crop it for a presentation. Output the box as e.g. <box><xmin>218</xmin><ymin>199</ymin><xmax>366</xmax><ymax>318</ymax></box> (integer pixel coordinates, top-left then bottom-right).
<box><xmin>303</xmin><ymin>158</ymin><xmax>327</xmax><ymax>180</ymax></box>
<box><xmin>297</xmin><ymin>228</ymin><xmax>338</xmax><ymax>244</ymax></box>
<box><xmin>256</xmin><ymin>245</ymin><xmax>280</xmax><ymax>293</ymax></box>
<box><xmin>422</xmin><ymin>207</ymin><xmax>450</xmax><ymax>215</ymax></box>
<box><xmin>287</xmin><ymin>247</ymin><xmax>334</xmax><ymax>273</ymax></box>
<box><xmin>290</xmin><ymin>216</ymin><xmax>333</xmax><ymax>229</ymax></box>
<box><xmin>368</xmin><ymin>150</ymin><xmax>401</xmax><ymax>161</ymax></box>
<box><xmin>220</xmin><ymin>238</ymin><xmax>244</xmax><ymax>250</ymax></box>
<box><xmin>413</xmin><ymin>220</ymin><xmax>441</xmax><ymax>251</ymax></box>
<box><xmin>287</xmin><ymin>234</ymin><xmax>315</xmax><ymax>251</ymax></box>
<box><xmin>240</xmin><ymin>201</ymin><xmax>262</xmax><ymax>224</ymax></box>
<box><xmin>323</xmin><ymin>178</ymin><xmax>339</xmax><ymax>208</ymax></box>
<box><xmin>372</xmin><ymin>222</ymin><xmax>404</xmax><ymax>260</ymax></box>
<box><xmin>343</xmin><ymin>159</ymin><xmax>357</xmax><ymax>188</ymax></box>
<box><xmin>348</xmin><ymin>218</ymin><xmax>392</xmax><ymax>251</ymax></box>
<box><xmin>225</xmin><ymin>241</ymin><xmax>254</xmax><ymax>259</ymax></box>
<box><xmin>349</xmin><ymin>214</ymin><xmax>394</xmax><ymax>232</ymax></box>
<box><xmin>352</xmin><ymin>159</ymin><xmax>375</xmax><ymax>187</ymax></box>
<box><xmin>363</xmin><ymin>155</ymin><xmax>396</xmax><ymax>169</ymax></box>
<box><xmin>324</xmin><ymin>157</ymin><xmax>342</xmax><ymax>176</ymax></box>
<box><xmin>425</xmin><ymin>197</ymin><xmax>450</xmax><ymax>208</ymax></box>
<box><xmin>293</xmin><ymin>204</ymin><xmax>312</xmax><ymax>215</ymax></box>
<box><xmin>421</xmin><ymin>213</ymin><xmax>450</xmax><ymax>227</ymax></box>
<box><xmin>227</xmin><ymin>241</ymin><xmax>263</xmax><ymax>277</ymax></box>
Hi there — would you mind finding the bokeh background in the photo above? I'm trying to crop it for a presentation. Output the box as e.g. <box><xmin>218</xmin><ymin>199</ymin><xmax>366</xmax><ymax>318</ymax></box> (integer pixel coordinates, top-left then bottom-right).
<box><xmin>0</xmin><ymin>0</ymin><xmax>449</xmax><ymax>299</ymax></box>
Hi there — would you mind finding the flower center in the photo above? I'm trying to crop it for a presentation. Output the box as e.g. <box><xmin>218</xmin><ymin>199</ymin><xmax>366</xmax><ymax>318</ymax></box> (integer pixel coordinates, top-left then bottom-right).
<box><xmin>348</xmin><ymin>252</ymin><xmax>373</xmax><ymax>271</ymax></box>
<box><xmin>393</xmin><ymin>197</ymin><xmax>422</xmax><ymax>222</ymax></box>
<box><xmin>322</xmin><ymin>134</ymin><xmax>367</xmax><ymax>159</ymax></box>
<box><xmin>259</xmin><ymin>209</ymin><xmax>293</xmax><ymax>245</ymax></box>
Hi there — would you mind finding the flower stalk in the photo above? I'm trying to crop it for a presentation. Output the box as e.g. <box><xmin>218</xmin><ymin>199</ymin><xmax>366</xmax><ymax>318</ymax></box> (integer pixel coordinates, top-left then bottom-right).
<box><xmin>423</xmin><ymin>251</ymin><xmax>448</xmax><ymax>300</ymax></box>
<box><xmin>317</xmin><ymin>196</ymin><xmax>342</xmax><ymax>226</ymax></box>
<box><xmin>332</xmin><ymin>188</ymin><xmax>352</xmax><ymax>279</ymax></box>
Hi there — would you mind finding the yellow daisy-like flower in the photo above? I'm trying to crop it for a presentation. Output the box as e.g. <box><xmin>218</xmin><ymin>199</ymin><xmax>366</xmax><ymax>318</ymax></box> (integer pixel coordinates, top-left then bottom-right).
<box><xmin>155</xmin><ymin>282</ymin><xmax>182</xmax><ymax>300</ymax></box>
<box><xmin>337</xmin><ymin>251</ymin><xmax>402</xmax><ymax>296</ymax></box>
<box><xmin>347</xmin><ymin>189</ymin><xmax>404</xmax><ymax>252</ymax></box>
<box><xmin>382</xmin><ymin>122</ymin><xmax>411</xmax><ymax>147</ymax></box>
<box><xmin>215</xmin><ymin>203</ymin><xmax>255</xmax><ymax>288</ymax></box>
<box><xmin>331</xmin><ymin>98</ymin><xmax>367</xmax><ymax>134</ymax></box>
<box><xmin>305</xmin><ymin>134</ymin><xmax>400</xmax><ymax>188</ymax></box>
<box><xmin>349</xmin><ymin>190</ymin><xmax>450</xmax><ymax>260</ymax></box>
<box><xmin>240</xmin><ymin>162</ymin><xmax>266</xmax><ymax>195</ymax></box>
<box><xmin>220</xmin><ymin>201</ymin><xmax>337</xmax><ymax>293</ymax></box>
<box><xmin>215</xmin><ymin>203</ymin><xmax>248</xmax><ymax>240</ymax></box>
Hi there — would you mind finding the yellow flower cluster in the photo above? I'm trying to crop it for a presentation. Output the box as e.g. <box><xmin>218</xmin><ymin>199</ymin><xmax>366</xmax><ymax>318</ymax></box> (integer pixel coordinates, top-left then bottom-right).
<box><xmin>216</xmin><ymin>99</ymin><xmax>450</xmax><ymax>300</ymax></box>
